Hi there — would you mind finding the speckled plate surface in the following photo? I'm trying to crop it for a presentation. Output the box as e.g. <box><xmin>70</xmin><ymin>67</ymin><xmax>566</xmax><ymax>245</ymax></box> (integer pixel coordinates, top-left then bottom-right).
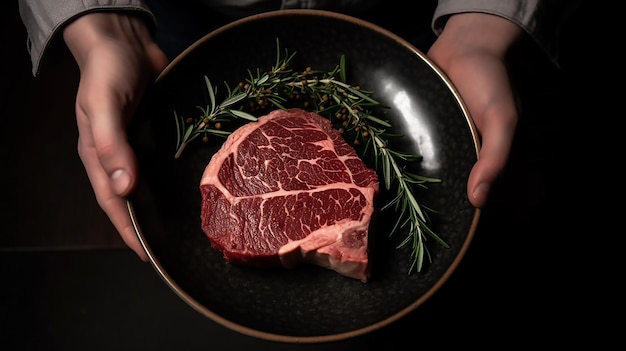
<box><xmin>128</xmin><ymin>9</ymin><xmax>480</xmax><ymax>343</ymax></box>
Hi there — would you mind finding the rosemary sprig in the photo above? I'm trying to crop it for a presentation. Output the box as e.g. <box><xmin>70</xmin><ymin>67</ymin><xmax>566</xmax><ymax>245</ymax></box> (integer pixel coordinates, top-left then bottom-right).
<box><xmin>173</xmin><ymin>39</ymin><xmax>446</xmax><ymax>274</ymax></box>
<box><xmin>174</xmin><ymin>76</ymin><xmax>257</xmax><ymax>159</ymax></box>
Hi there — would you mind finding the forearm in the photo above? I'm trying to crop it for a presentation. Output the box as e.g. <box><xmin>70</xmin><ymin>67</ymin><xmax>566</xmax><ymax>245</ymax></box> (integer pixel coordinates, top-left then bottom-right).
<box><xmin>18</xmin><ymin>0</ymin><xmax>154</xmax><ymax>76</ymax></box>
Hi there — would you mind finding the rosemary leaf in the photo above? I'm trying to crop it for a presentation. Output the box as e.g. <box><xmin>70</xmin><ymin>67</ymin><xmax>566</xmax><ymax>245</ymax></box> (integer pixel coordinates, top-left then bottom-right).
<box><xmin>205</xmin><ymin>76</ymin><xmax>217</xmax><ymax>115</ymax></box>
<box><xmin>221</xmin><ymin>92</ymin><xmax>248</xmax><ymax>108</ymax></box>
<box><xmin>228</xmin><ymin>109</ymin><xmax>257</xmax><ymax>121</ymax></box>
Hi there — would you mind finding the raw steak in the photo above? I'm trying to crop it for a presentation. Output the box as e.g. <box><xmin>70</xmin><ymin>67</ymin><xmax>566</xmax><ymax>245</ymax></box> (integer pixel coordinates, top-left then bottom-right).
<box><xmin>200</xmin><ymin>108</ymin><xmax>379</xmax><ymax>282</ymax></box>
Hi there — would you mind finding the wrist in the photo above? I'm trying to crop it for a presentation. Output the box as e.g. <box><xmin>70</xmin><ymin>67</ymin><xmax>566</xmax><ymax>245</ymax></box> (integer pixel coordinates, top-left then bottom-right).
<box><xmin>63</xmin><ymin>12</ymin><xmax>153</xmax><ymax>68</ymax></box>
<box><xmin>438</xmin><ymin>13</ymin><xmax>524</xmax><ymax>57</ymax></box>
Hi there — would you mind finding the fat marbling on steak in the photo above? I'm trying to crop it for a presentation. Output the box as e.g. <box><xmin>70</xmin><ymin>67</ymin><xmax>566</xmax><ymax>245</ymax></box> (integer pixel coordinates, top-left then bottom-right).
<box><xmin>200</xmin><ymin>108</ymin><xmax>379</xmax><ymax>282</ymax></box>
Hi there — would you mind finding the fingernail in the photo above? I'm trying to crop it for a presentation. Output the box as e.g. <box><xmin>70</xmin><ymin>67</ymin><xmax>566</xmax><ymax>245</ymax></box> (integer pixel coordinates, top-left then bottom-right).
<box><xmin>472</xmin><ymin>183</ymin><xmax>490</xmax><ymax>201</ymax></box>
<box><xmin>111</xmin><ymin>169</ymin><xmax>131</xmax><ymax>195</ymax></box>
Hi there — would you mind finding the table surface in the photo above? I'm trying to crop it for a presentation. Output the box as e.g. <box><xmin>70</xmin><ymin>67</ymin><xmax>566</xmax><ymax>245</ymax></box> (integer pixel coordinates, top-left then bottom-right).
<box><xmin>1</xmin><ymin>2</ymin><xmax>605</xmax><ymax>349</ymax></box>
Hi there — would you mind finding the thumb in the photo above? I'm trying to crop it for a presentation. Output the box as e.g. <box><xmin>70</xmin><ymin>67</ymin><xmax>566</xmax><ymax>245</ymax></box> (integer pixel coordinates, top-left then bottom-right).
<box><xmin>101</xmin><ymin>139</ymin><xmax>137</xmax><ymax>198</ymax></box>
<box><xmin>88</xmin><ymin>102</ymin><xmax>139</xmax><ymax>197</ymax></box>
<box><xmin>466</xmin><ymin>108</ymin><xmax>516</xmax><ymax>208</ymax></box>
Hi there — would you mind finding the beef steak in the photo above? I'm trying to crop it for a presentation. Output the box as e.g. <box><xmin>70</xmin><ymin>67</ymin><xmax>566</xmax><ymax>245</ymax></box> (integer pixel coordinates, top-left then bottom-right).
<box><xmin>200</xmin><ymin>108</ymin><xmax>379</xmax><ymax>282</ymax></box>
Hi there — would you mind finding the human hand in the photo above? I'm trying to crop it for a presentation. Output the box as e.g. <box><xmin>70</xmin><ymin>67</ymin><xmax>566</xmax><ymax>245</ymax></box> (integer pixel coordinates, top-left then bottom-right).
<box><xmin>63</xmin><ymin>12</ymin><xmax>169</xmax><ymax>260</ymax></box>
<box><xmin>427</xmin><ymin>13</ymin><xmax>524</xmax><ymax>208</ymax></box>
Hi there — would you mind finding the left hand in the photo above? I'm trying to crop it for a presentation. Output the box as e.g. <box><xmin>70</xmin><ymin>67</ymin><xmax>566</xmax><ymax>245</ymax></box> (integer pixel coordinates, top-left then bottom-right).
<box><xmin>427</xmin><ymin>13</ymin><xmax>524</xmax><ymax>208</ymax></box>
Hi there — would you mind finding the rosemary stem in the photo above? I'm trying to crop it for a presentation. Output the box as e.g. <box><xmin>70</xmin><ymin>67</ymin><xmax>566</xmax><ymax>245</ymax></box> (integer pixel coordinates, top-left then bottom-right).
<box><xmin>174</xmin><ymin>145</ymin><xmax>185</xmax><ymax>159</ymax></box>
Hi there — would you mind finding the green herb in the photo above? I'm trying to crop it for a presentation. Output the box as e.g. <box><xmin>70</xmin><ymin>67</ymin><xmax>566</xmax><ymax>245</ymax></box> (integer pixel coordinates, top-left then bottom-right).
<box><xmin>173</xmin><ymin>39</ymin><xmax>447</xmax><ymax>273</ymax></box>
<box><xmin>174</xmin><ymin>77</ymin><xmax>257</xmax><ymax>159</ymax></box>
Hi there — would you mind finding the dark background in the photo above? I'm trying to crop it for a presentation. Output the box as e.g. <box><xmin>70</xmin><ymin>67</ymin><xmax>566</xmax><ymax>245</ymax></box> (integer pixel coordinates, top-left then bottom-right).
<box><xmin>1</xmin><ymin>1</ymin><xmax>610</xmax><ymax>349</ymax></box>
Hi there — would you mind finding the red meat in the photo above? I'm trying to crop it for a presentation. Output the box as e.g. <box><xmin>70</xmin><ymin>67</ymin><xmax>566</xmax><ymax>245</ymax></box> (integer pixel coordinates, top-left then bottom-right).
<box><xmin>200</xmin><ymin>108</ymin><xmax>379</xmax><ymax>282</ymax></box>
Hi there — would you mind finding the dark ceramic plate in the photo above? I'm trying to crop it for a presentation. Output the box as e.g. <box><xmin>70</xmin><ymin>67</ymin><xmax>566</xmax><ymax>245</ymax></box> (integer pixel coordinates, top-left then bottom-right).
<box><xmin>128</xmin><ymin>9</ymin><xmax>480</xmax><ymax>343</ymax></box>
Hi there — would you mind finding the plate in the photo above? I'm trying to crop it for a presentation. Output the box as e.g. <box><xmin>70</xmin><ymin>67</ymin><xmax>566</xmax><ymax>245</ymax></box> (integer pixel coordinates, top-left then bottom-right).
<box><xmin>128</xmin><ymin>9</ymin><xmax>480</xmax><ymax>343</ymax></box>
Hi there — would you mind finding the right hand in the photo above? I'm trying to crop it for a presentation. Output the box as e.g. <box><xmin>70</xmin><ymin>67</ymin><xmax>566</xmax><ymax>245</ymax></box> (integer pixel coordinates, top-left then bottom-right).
<box><xmin>63</xmin><ymin>12</ymin><xmax>169</xmax><ymax>260</ymax></box>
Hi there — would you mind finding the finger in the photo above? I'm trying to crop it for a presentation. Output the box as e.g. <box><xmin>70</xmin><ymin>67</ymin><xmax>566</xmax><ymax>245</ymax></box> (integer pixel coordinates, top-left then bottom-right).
<box><xmin>90</xmin><ymin>107</ymin><xmax>138</xmax><ymax>197</ymax></box>
<box><xmin>444</xmin><ymin>57</ymin><xmax>517</xmax><ymax>208</ymax></box>
<box><xmin>77</xmin><ymin>70</ymin><xmax>139</xmax><ymax>197</ymax></box>
<box><xmin>466</xmin><ymin>104</ymin><xmax>517</xmax><ymax>208</ymax></box>
<box><xmin>76</xmin><ymin>108</ymin><xmax>147</xmax><ymax>261</ymax></box>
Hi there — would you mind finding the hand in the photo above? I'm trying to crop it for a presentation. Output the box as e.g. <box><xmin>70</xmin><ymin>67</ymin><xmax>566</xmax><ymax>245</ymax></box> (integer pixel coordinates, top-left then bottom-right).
<box><xmin>427</xmin><ymin>13</ymin><xmax>523</xmax><ymax>208</ymax></box>
<box><xmin>63</xmin><ymin>12</ymin><xmax>169</xmax><ymax>260</ymax></box>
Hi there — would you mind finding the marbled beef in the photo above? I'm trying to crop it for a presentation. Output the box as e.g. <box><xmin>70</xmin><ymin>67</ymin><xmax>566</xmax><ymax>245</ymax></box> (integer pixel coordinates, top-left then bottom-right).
<box><xmin>200</xmin><ymin>108</ymin><xmax>379</xmax><ymax>282</ymax></box>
